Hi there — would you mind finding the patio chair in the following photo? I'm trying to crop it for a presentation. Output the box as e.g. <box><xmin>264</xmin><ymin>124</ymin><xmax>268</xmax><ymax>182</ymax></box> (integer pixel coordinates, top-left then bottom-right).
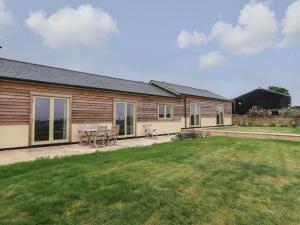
<box><xmin>143</xmin><ymin>124</ymin><xmax>158</xmax><ymax>139</ymax></box>
<box><xmin>92</xmin><ymin>125</ymin><xmax>107</xmax><ymax>148</ymax></box>
<box><xmin>78</xmin><ymin>124</ymin><xmax>89</xmax><ymax>145</ymax></box>
<box><xmin>107</xmin><ymin>125</ymin><xmax>120</xmax><ymax>145</ymax></box>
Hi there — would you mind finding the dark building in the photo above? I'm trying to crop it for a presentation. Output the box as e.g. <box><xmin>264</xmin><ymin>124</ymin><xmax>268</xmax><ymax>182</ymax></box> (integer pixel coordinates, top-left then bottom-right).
<box><xmin>233</xmin><ymin>88</ymin><xmax>291</xmax><ymax>115</ymax></box>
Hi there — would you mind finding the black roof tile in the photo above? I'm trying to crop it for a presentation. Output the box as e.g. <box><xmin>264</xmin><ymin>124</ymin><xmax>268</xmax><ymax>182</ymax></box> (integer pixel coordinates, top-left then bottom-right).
<box><xmin>0</xmin><ymin>58</ymin><xmax>175</xmax><ymax>97</ymax></box>
<box><xmin>150</xmin><ymin>80</ymin><xmax>229</xmax><ymax>100</ymax></box>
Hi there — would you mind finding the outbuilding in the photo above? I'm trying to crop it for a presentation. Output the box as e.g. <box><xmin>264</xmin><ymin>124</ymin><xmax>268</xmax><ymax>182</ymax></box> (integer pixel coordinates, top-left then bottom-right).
<box><xmin>233</xmin><ymin>88</ymin><xmax>291</xmax><ymax>115</ymax></box>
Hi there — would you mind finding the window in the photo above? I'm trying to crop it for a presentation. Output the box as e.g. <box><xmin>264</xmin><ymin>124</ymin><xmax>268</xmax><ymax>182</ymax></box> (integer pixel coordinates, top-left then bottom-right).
<box><xmin>216</xmin><ymin>105</ymin><xmax>224</xmax><ymax>125</ymax></box>
<box><xmin>190</xmin><ymin>103</ymin><xmax>201</xmax><ymax>127</ymax></box>
<box><xmin>158</xmin><ymin>104</ymin><xmax>172</xmax><ymax>119</ymax></box>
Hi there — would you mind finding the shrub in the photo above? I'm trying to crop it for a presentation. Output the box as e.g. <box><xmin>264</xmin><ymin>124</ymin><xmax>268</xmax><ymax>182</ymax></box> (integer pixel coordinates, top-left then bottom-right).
<box><xmin>173</xmin><ymin>130</ymin><xmax>211</xmax><ymax>141</ymax></box>
<box><xmin>174</xmin><ymin>131</ymin><xmax>199</xmax><ymax>141</ymax></box>
<box><xmin>247</xmin><ymin>106</ymin><xmax>272</xmax><ymax>117</ymax></box>
<box><xmin>279</xmin><ymin>105</ymin><xmax>298</xmax><ymax>118</ymax></box>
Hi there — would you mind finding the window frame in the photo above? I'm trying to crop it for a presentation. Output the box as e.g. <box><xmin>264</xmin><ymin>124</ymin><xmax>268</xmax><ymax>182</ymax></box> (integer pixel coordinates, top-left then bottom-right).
<box><xmin>190</xmin><ymin>103</ymin><xmax>201</xmax><ymax>127</ymax></box>
<box><xmin>158</xmin><ymin>104</ymin><xmax>173</xmax><ymax>120</ymax></box>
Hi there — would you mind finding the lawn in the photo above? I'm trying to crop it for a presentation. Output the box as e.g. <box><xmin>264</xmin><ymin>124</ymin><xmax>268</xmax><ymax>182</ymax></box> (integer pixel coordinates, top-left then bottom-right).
<box><xmin>0</xmin><ymin>137</ymin><xmax>299</xmax><ymax>225</ymax></box>
<box><xmin>214</xmin><ymin>126</ymin><xmax>300</xmax><ymax>135</ymax></box>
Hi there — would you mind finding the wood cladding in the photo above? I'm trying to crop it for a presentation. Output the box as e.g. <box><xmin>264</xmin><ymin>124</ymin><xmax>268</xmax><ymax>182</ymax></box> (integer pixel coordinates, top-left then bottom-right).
<box><xmin>0</xmin><ymin>80</ymin><xmax>183</xmax><ymax>124</ymax></box>
<box><xmin>186</xmin><ymin>97</ymin><xmax>232</xmax><ymax>118</ymax></box>
<box><xmin>0</xmin><ymin>80</ymin><xmax>232</xmax><ymax>125</ymax></box>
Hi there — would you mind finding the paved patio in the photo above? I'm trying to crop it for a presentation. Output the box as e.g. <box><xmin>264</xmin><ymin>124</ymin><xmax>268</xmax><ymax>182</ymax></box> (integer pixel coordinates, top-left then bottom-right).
<box><xmin>0</xmin><ymin>135</ymin><xmax>174</xmax><ymax>166</ymax></box>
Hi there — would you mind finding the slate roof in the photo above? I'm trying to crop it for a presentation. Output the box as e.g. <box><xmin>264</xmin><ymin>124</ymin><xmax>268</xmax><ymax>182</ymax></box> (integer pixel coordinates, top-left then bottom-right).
<box><xmin>0</xmin><ymin>58</ymin><xmax>175</xmax><ymax>97</ymax></box>
<box><xmin>233</xmin><ymin>88</ymin><xmax>291</xmax><ymax>99</ymax></box>
<box><xmin>150</xmin><ymin>80</ymin><xmax>229</xmax><ymax>100</ymax></box>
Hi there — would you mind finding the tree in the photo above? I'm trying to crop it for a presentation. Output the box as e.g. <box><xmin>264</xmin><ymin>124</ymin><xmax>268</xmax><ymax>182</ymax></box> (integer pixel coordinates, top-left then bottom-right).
<box><xmin>268</xmin><ymin>86</ymin><xmax>290</xmax><ymax>95</ymax></box>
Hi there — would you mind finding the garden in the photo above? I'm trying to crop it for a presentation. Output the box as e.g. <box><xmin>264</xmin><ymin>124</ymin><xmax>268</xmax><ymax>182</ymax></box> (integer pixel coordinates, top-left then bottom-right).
<box><xmin>0</xmin><ymin>137</ymin><xmax>299</xmax><ymax>225</ymax></box>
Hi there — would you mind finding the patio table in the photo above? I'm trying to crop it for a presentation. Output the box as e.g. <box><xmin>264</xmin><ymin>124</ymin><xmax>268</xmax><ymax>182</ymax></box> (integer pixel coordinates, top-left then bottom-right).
<box><xmin>78</xmin><ymin>128</ymin><xmax>110</xmax><ymax>147</ymax></box>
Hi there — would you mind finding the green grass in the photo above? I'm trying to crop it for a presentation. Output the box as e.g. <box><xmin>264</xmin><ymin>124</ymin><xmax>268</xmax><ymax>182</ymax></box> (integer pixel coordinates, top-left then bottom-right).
<box><xmin>0</xmin><ymin>137</ymin><xmax>300</xmax><ymax>225</ymax></box>
<box><xmin>215</xmin><ymin>126</ymin><xmax>300</xmax><ymax>135</ymax></box>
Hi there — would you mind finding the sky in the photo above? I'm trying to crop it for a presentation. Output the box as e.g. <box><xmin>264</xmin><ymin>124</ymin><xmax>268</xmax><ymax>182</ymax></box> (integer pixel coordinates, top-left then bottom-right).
<box><xmin>0</xmin><ymin>0</ymin><xmax>300</xmax><ymax>105</ymax></box>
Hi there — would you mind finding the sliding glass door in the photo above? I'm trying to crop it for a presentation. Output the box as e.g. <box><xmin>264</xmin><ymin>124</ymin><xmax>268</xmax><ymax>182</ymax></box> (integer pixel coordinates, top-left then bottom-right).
<box><xmin>53</xmin><ymin>99</ymin><xmax>68</xmax><ymax>141</ymax></box>
<box><xmin>115</xmin><ymin>102</ymin><xmax>126</xmax><ymax>136</ymax></box>
<box><xmin>32</xmin><ymin>96</ymin><xmax>69</xmax><ymax>145</ymax></box>
<box><xmin>115</xmin><ymin>102</ymin><xmax>135</xmax><ymax>137</ymax></box>
<box><xmin>216</xmin><ymin>105</ymin><xmax>224</xmax><ymax>125</ymax></box>
<box><xmin>34</xmin><ymin>97</ymin><xmax>51</xmax><ymax>143</ymax></box>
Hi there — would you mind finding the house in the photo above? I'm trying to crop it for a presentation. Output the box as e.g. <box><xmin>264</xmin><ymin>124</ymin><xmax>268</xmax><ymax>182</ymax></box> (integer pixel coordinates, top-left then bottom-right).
<box><xmin>0</xmin><ymin>58</ymin><xmax>232</xmax><ymax>149</ymax></box>
<box><xmin>233</xmin><ymin>88</ymin><xmax>291</xmax><ymax>115</ymax></box>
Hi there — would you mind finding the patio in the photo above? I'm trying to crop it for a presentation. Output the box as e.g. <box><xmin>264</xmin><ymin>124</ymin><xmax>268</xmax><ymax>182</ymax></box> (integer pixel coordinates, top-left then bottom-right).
<box><xmin>0</xmin><ymin>135</ymin><xmax>174</xmax><ymax>166</ymax></box>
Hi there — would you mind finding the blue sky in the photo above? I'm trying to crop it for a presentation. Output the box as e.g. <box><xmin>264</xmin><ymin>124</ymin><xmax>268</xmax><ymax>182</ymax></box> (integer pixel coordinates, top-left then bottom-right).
<box><xmin>1</xmin><ymin>0</ymin><xmax>300</xmax><ymax>104</ymax></box>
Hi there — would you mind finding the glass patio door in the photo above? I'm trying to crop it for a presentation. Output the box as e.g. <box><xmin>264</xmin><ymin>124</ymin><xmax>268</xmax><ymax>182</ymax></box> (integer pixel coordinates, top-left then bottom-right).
<box><xmin>53</xmin><ymin>99</ymin><xmax>68</xmax><ymax>141</ymax></box>
<box><xmin>115</xmin><ymin>102</ymin><xmax>135</xmax><ymax>137</ymax></box>
<box><xmin>190</xmin><ymin>103</ymin><xmax>201</xmax><ymax>127</ymax></box>
<box><xmin>216</xmin><ymin>105</ymin><xmax>224</xmax><ymax>125</ymax></box>
<box><xmin>32</xmin><ymin>96</ymin><xmax>69</xmax><ymax>145</ymax></box>
<box><xmin>33</xmin><ymin>97</ymin><xmax>51</xmax><ymax>143</ymax></box>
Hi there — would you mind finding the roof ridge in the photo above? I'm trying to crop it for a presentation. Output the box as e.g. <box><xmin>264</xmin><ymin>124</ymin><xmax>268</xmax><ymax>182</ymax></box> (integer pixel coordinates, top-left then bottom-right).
<box><xmin>234</xmin><ymin>87</ymin><xmax>291</xmax><ymax>99</ymax></box>
<box><xmin>0</xmin><ymin>57</ymin><xmax>149</xmax><ymax>85</ymax></box>
<box><xmin>258</xmin><ymin>87</ymin><xmax>291</xmax><ymax>97</ymax></box>
<box><xmin>151</xmin><ymin>80</ymin><xmax>215</xmax><ymax>93</ymax></box>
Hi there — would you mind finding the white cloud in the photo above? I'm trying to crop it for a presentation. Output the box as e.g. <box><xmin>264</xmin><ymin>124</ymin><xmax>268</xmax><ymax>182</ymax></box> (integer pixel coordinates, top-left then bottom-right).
<box><xmin>199</xmin><ymin>51</ymin><xmax>224</xmax><ymax>70</ymax></box>
<box><xmin>177</xmin><ymin>30</ymin><xmax>207</xmax><ymax>49</ymax></box>
<box><xmin>0</xmin><ymin>0</ymin><xmax>14</xmax><ymax>32</ymax></box>
<box><xmin>279</xmin><ymin>0</ymin><xmax>300</xmax><ymax>48</ymax></box>
<box><xmin>211</xmin><ymin>2</ymin><xmax>278</xmax><ymax>54</ymax></box>
<box><xmin>25</xmin><ymin>4</ymin><xmax>119</xmax><ymax>50</ymax></box>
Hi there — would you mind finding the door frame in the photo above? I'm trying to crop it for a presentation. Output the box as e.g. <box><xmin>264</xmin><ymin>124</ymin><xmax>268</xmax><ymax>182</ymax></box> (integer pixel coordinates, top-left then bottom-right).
<box><xmin>113</xmin><ymin>101</ymin><xmax>136</xmax><ymax>138</ymax></box>
<box><xmin>30</xmin><ymin>92</ymin><xmax>71</xmax><ymax>146</ymax></box>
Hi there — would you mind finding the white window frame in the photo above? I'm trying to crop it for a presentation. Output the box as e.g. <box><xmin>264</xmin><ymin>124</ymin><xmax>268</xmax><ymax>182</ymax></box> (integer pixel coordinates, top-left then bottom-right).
<box><xmin>158</xmin><ymin>104</ymin><xmax>173</xmax><ymax>119</ymax></box>
<box><xmin>190</xmin><ymin>103</ymin><xmax>201</xmax><ymax>127</ymax></box>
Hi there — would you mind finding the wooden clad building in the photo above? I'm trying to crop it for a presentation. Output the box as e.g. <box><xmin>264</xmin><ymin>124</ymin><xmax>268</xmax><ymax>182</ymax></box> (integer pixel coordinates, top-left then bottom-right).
<box><xmin>0</xmin><ymin>58</ymin><xmax>232</xmax><ymax>149</ymax></box>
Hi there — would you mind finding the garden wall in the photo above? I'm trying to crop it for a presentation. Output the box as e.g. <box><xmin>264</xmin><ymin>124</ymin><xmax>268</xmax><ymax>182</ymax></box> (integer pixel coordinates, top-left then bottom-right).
<box><xmin>232</xmin><ymin>115</ymin><xmax>297</xmax><ymax>127</ymax></box>
<box><xmin>296</xmin><ymin>118</ymin><xmax>300</xmax><ymax>127</ymax></box>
